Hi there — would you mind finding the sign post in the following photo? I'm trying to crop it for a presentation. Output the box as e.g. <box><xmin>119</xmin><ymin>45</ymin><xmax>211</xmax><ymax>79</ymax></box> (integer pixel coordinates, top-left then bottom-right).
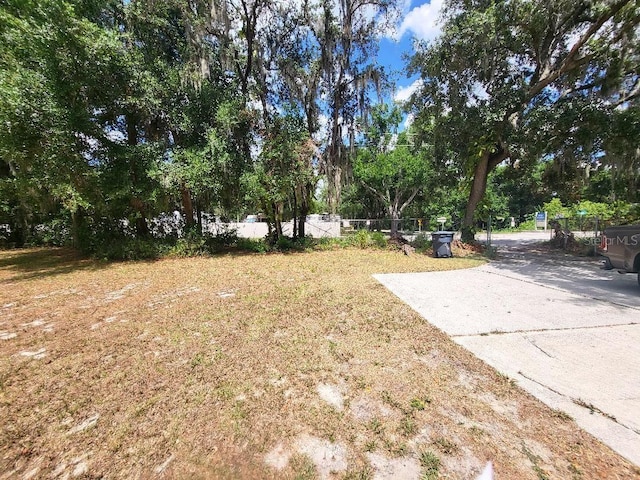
<box><xmin>437</xmin><ymin>216</ymin><xmax>447</xmax><ymax>231</ymax></box>
<box><xmin>535</xmin><ymin>212</ymin><xmax>547</xmax><ymax>231</ymax></box>
<box><xmin>578</xmin><ymin>209</ymin><xmax>587</xmax><ymax>231</ymax></box>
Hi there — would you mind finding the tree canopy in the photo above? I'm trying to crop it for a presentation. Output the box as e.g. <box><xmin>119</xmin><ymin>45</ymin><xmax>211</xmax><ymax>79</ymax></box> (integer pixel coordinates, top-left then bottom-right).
<box><xmin>353</xmin><ymin>104</ymin><xmax>433</xmax><ymax>236</ymax></box>
<box><xmin>1</xmin><ymin>0</ymin><xmax>638</xmax><ymax>251</ymax></box>
<box><xmin>408</xmin><ymin>0</ymin><xmax>640</xmax><ymax>240</ymax></box>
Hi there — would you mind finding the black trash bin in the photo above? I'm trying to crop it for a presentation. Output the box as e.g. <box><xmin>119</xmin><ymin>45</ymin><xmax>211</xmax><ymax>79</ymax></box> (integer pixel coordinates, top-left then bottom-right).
<box><xmin>432</xmin><ymin>231</ymin><xmax>454</xmax><ymax>258</ymax></box>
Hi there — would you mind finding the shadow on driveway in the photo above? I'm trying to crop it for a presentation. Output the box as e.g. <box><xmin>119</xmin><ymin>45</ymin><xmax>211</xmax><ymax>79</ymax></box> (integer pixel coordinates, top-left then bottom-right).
<box><xmin>482</xmin><ymin>244</ymin><xmax>640</xmax><ymax>309</ymax></box>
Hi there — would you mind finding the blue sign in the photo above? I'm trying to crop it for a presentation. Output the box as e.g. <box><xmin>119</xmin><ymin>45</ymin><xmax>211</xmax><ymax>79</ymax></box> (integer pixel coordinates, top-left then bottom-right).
<box><xmin>536</xmin><ymin>212</ymin><xmax>546</xmax><ymax>221</ymax></box>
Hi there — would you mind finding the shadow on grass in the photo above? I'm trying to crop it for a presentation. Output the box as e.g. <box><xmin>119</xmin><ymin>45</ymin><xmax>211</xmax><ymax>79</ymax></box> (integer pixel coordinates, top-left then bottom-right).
<box><xmin>0</xmin><ymin>247</ymin><xmax>106</xmax><ymax>282</ymax></box>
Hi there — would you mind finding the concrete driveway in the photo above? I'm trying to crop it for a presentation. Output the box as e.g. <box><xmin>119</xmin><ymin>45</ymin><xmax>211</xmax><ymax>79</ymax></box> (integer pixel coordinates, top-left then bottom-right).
<box><xmin>374</xmin><ymin>232</ymin><xmax>640</xmax><ymax>466</ymax></box>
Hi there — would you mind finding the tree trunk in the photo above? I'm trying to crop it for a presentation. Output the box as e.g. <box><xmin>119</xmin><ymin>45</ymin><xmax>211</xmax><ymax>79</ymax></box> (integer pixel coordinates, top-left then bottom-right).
<box><xmin>273</xmin><ymin>201</ymin><xmax>284</xmax><ymax>239</ymax></box>
<box><xmin>389</xmin><ymin>204</ymin><xmax>400</xmax><ymax>237</ymax></box>
<box><xmin>390</xmin><ymin>215</ymin><xmax>400</xmax><ymax>237</ymax></box>
<box><xmin>181</xmin><ymin>184</ymin><xmax>195</xmax><ymax>230</ymax></box>
<box><xmin>298</xmin><ymin>211</ymin><xmax>306</xmax><ymax>239</ymax></box>
<box><xmin>297</xmin><ymin>182</ymin><xmax>313</xmax><ymax>238</ymax></box>
<box><xmin>135</xmin><ymin>216</ymin><xmax>150</xmax><ymax>237</ymax></box>
<box><xmin>196</xmin><ymin>202</ymin><xmax>202</xmax><ymax>235</ymax></box>
<box><xmin>10</xmin><ymin>205</ymin><xmax>28</xmax><ymax>247</ymax></box>
<box><xmin>298</xmin><ymin>192</ymin><xmax>309</xmax><ymax>239</ymax></box>
<box><xmin>292</xmin><ymin>188</ymin><xmax>298</xmax><ymax>239</ymax></box>
<box><xmin>461</xmin><ymin>147</ymin><xmax>509</xmax><ymax>243</ymax></box>
<box><xmin>126</xmin><ymin>114</ymin><xmax>150</xmax><ymax>238</ymax></box>
<box><xmin>71</xmin><ymin>209</ymin><xmax>82</xmax><ymax>249</ymax></box>
<box><xmin>297</xmin><ymin>182</ymin><xmax>312</xmax><ymax>239</ymax></box>
<box><xmin>326</xmin><ymin>163</ymin><xmax>343</xmax><ymax>215</ymax></box>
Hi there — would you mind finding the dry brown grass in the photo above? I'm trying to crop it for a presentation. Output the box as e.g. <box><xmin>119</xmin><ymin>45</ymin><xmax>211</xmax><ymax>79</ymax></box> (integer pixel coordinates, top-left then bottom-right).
<box><xmin>1</xmin><ymin>247</ymin><xmax>638</xmax><ymax>479</ymax></box>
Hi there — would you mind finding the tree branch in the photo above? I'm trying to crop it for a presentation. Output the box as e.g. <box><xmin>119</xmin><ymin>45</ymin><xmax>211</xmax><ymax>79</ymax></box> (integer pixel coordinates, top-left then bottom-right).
<box><xmin>399</xmin><ymin>188</ymin><xmax>420</xmax><ymax>214</ymax></box>
<box><xmin>527</xmin><ymin>0</ymin><xmax>632</xmax><ymax>101</ymax></box>
<box><xmin>615</xmin><ymin>77</ymin><xmax>640</xmax><ymax>106</ymax></box>
<box><xmin>360</xmin><ymin>180</ymin><xmax>388</xmax><ymax>205</ymax></box>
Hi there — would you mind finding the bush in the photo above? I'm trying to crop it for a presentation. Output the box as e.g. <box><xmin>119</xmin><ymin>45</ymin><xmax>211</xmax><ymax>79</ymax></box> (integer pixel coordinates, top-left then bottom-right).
<box><xmin>28</xmin><ymin>218</ymin><xmax>72</xmax><ymax>247</ymax></box>
<box><xmin>348</xmin><ymin>229</ymin><xmax>388</xmax><ymax>249</ymax></box>
<box><xmin>208</xmin><ymin>225</ymin><xmax>239</xmax><ymax>250</ymax></box>
<box><xmin>275</xmin><ymin>235</ymin><xmax>295</xmax><ymax>251</ymax></box>
<box><xmin>350</xmin><ymin>229</ymin><xmax>369</xmax><ymax>249</ymax></box>
<box><xmin>542</xmin><ymin>198</ymin><xmax>570</xmax><ymax>219</ymax></box>
<box><xmin>411</xmin><ymin>233</ymin><xmax>432</xmax><ymax>252</ymax></box>
<box><xmin>170</xmin><ymin>232</ymin><xmax>210</xmax><ymax>257</ymax></box>
<box><xmin>371</xmin><ymin>232</ymin><xmax>388</xmax><ymax>249</ymax></box>
<box><xmin>93</xmin><ymin>238</ymin><xmax>169</xmax><ymax>261</ymax></box>
<box><xmin>236</xmin><ymin>237</ymin><xmax>270</xmax><ymax>253</ymax></box>
<box><xmin>610</xmin><ymin>201</ymin><xmax>640</xmax><ymax>224</ymax></box>
<box><xmin>292</xmin><ymin>235</ymin><xmax>316</xmax><ymax>251</ymax></box>
<box><xmin>313</xmin><ymin>237</ymin><xmax>349</xmax><ymax>250</ymax></box>
<box><xmin>515</xmin><ymin>219</ymin><xmax>535</xmax><ymax>231</ymax></box>
<box><xmin>570</xmin><ymin>200</ymin><xmax>614</xmax><ymax>220</ymax></box>
<box><xmin>170</xmin><ymin>228</ymin><xmax>241</xmax><ymax>256</ymax></box>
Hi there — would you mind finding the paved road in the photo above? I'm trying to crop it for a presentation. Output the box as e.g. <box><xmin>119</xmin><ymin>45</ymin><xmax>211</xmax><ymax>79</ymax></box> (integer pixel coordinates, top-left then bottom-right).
<box><xmin>375</xmin><ymin>232</ymin><xmax>640</xmax><ymax>466</ymax></box>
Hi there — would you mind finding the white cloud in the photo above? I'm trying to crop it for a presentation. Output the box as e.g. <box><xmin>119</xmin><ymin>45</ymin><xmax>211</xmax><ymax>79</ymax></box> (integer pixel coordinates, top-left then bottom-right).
<box><xmin>394</xmin><ymin>78</ymin><xmax>424</xmax><ymax>103</ymax></box>
<box><xmin>396</xmin><ymin>0</ymin><xmax>444</xmax><ymax>42</ymax></box>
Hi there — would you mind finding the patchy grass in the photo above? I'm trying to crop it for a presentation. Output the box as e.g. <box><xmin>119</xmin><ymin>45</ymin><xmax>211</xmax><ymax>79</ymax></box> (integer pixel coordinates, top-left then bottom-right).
<box><xmin>419</xmin><ymin>450</ymin><xmax>441</xmax><ymax>480</ymax></box>
<box><xmin>0</xmin><ymin>247</ymin><xmax>638</xmax><ymax>479</ymax></box>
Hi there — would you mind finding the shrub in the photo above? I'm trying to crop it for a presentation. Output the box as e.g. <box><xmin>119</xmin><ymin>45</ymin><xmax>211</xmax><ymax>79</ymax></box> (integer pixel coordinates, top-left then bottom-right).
<box><xmin>542</xmin><ymin>198</ymin><xmax>570</xmax><ymax>219</ymax></box>
<box><xmin>236</xmin><ymin>237</ymin><xmax>270</xmax><ymax>253</ymax></box>
<box><xmin>411</xmin><ymin>233</ymin><xmax>432</xmax><ymax>252</ymax></box>
<box><xmin>313</xmin><ymin>237</ymin><xmax>349</xmax><ymax>250</ymax></box>
<box><xmin>570</xmin><ymin>200</ymin><xmax>614</xmax><ymax>220</ymax></box>
<box><xmin>209</xmin><ymin>225</ymin><xmax>239</xmax><ymax>248</ymax></box>
<box><xmin>275</xmin><ymin>235</ymin><xmax>295</xmax><ymax>251</ymax></box>
<box><xmin>170</xmin><ymin>233</ymin><xmax>209</xmax><ymax>257</ymax></box>
<box><xmin>515</xmin><ymin>218</ymin><xmax>535</xmax><ymax>231</ymax></box>
<box><xmin>370</xmin><ymin>231</ymin><xmax>388</xmax><ymax>249</ymax></box>
<box><xmin>93</xmin><ymin>238</ymin><xmax>169</xmax><ymax>261</ymax></box>
<box><xmin>293</xmin><ymin>235</ymin><xmax>317</xmax><ymax>251</ymax></box>
<box><xmin>29</xmin><ymin>218</ymin><xmax>72</xmax><ymax>247</ymax></box>
<box><xmin>349</xmin><ymin>229</ymin><xmax>388</xmax><ymax>249</ymax></box>
<box><xmin>350</xmin><ymin>229</ymin><xmax>371</xmax><ymax>248</ymax></box>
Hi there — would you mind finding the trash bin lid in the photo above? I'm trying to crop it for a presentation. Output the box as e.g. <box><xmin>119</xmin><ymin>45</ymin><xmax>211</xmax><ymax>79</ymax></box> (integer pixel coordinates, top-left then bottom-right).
<box><xmin>432</xmin><ymin>231</ymin><xmax>455</xmax><ymax>235</ymax></box>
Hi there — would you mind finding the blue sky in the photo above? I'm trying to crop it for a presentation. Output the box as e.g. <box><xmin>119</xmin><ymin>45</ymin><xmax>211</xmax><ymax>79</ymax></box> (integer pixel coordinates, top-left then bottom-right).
<box><xmin>377</xmin><ymin>0</ymin><xmax>444</xmax><ymax>103</ymax></box>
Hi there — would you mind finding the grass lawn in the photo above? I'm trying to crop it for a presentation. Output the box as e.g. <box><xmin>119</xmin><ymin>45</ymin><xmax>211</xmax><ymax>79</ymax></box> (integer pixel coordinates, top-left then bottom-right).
<box><xmin>0</xmin><ymin>247</ymin><xmax>637</xmax><ymax>479</ymax></box>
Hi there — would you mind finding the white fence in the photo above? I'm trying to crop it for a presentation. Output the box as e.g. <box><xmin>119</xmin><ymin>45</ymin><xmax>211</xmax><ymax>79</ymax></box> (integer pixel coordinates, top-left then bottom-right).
<box><xmin>206</xmin><ymin>221</ymin><xmax>341</xmax><ymax>239</ymax></box>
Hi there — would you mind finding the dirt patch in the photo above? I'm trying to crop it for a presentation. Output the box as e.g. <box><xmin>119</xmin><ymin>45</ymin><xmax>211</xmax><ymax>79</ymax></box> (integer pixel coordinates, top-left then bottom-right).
<box><xmin>295</xmin><ymin>434</ymin><xmax>348</xmax><ymax>478</ymax></box>
<box><xmin>317</xmin><ymin>382</ymin><xmax>346</xmax><ymax>411</ymax></box>
<box><xmin>366</xmin><ymin>452</ymin><xmax>421</xmax><ymax>479</ymax></box>
<box><xmin>0</xmin><ymin>248</ymin><xmax>638</xmax><ymax>479</ymax></box>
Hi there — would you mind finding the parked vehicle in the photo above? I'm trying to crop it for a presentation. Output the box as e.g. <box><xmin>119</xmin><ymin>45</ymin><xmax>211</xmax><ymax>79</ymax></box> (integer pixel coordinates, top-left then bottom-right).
<box><xmin>599</xmin><ymin>224</ymin><xmax>640</xmax><ymax>286</ymax></box>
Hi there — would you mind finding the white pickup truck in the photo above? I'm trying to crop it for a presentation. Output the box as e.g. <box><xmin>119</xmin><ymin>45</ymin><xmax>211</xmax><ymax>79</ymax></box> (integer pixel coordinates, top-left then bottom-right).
<box><xmin>600</xmin><ymin>224</ymin><xmax>640</xmax><ymax>286</ymax></box>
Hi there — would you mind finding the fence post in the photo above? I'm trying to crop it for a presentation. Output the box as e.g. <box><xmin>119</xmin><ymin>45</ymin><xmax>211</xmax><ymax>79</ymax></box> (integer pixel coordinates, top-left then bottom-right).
<box><xmin>594</xmin><ymin>216</ymin><xmax>599</xmax><ymax>256</ymax></box>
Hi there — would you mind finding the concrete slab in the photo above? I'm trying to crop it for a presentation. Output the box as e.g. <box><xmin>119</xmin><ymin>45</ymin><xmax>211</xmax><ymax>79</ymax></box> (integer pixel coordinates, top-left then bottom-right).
<box><xmin>374</xmin><ymin>248</ymin><xmax>640</xmax><ymax>466</ymax></box>
<box><xmin>374</xmin><ymin>268</ymin><xmax>639</xmax><ymax>336</ymax></box>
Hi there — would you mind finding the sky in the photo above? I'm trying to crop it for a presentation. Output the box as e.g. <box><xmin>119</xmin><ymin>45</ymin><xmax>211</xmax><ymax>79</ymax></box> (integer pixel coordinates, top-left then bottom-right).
<box><xmin>378</xmin><ymin>0</ymin><xmax>444</xmax><ymax>104</ymax></box>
